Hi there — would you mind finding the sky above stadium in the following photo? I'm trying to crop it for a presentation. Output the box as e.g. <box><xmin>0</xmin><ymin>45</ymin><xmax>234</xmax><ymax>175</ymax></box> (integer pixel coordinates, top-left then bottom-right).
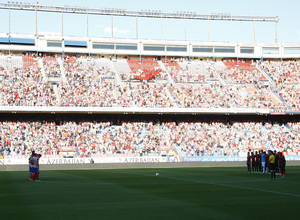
<box><xmin>0</xmin><ymin>0</ymin><xmax>299</xmax><ymax>43</ymax></box>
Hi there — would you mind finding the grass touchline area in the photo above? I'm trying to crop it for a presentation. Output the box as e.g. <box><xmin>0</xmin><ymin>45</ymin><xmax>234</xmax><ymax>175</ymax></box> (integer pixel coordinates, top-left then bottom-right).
<box><xmin>1</xmin><ymin>166</ymin><xmax>300</xmax><ymax>220</ymax></box>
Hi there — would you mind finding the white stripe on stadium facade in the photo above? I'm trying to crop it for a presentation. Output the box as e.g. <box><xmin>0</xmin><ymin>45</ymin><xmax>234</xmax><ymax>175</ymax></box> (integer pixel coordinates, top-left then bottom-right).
<box><xmin>2</xmin><ymin>34</ymin><xmax>300</xmax><ymax>60</ymax></box>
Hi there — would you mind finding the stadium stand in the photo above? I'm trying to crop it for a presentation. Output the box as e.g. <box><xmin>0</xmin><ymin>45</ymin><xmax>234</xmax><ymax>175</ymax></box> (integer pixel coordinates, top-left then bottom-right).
<box><xmin>168</xmin><ymin>83</ymin><xmax>281</xmax><ymax>109</ymax></box>
<box><xmin>219</xmin><ymin>63</ymin><xmax>267</xmax><ymax>84</ymax></box>
<box><xmin>114</xmin><ymin>82</ymin><xmax>175</xmax><ymax>108</ymax></box>
<box><xmin>113</xmin><ymin>59</ymin><xmax>132</xmax><ymax>81</ymax></box>
<box><xmin>1</xmin><ymin>54</ymin><xmax>299</xmax><ymax>110</ymax></box>
<box><xmin>1</xmin><ymin>120</ymin><xmax>299</xmax><ymax>158</ymax></box>
<box><xmin>43</xmin><ymin>56</ymin><xmax>61</xmax><ymax>78</ymax></box>
<box><xmin>0</xmin><ymin>55</ymin><xmax>56</xmax><ymax>106</ymax></box>
<box><xmin>126</xmin><ymin>59</ymin><xmax>165</xmax><ymax>81</ymax></box>
<box><xmin>59</xmin><ymin>56</ymin><xmax>118</xmax><ymax>107</ymax></box>
<box><xmin>1</xmin><ymin>53</ymin><xmax>300</xmax><ymax>159</ymax></box>
<box><xmin>261</xmin><ymin>60</ymin><xmax>300</xmax><ymax>84</ymax></box>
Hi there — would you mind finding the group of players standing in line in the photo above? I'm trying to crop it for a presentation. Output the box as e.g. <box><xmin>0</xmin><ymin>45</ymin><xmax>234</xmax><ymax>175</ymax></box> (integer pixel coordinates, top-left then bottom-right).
<box><xmin>247</xmin><ymin>150</ymin><xmax>286</xmax><ymax>180</ymax></box>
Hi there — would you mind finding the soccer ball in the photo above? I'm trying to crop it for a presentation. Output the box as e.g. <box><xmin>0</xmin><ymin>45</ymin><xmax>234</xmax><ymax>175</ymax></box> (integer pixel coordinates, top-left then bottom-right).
<box><xmin>156</xmin><ymin>173</ymin><xmax>159</xmax><ymax>176</ymax></box>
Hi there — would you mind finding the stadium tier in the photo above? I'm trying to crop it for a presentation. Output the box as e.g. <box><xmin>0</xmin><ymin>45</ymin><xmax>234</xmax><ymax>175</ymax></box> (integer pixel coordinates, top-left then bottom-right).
<box><xmin>0</xmin><ymin>53</ymin><xmax>298</xmax><ymax>111</ymax></box>
<box><xmin>0</xmin><ymin>34</ymin><xmax>300</xmax><ymax>161</ymax></box>
<box><xmin>1</xmin><ymin>119</ymin><xmax>300</xmax><ymax>158</ymax></box>
<box><xmin>0</xmin><ymin>52</ymin><xmax>300</xmax><ymax>159</ymax></box>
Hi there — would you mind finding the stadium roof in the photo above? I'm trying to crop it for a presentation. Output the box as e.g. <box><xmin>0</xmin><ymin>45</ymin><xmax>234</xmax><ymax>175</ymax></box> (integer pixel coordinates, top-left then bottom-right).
<box><xmin>0</xmin><ymin>2</ymin><xmax>279</xmax><ymax>22</ymax></box>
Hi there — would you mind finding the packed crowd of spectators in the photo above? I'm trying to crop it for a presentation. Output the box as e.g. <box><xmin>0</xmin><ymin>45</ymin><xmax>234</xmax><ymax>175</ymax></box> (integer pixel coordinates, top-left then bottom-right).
<box><xmin>1</xmin><ymin>54</ymin><xmax>299</xmax><ymax>160</ymax></box>
<box><xmin>219</xmin><ymin>67</ymin><xmax>264</xmax><ymax>84</ymax></box>
<box><xmin>259</xmin><ymin>60</ymin><xmax>300</xmax><ymax>111</ymax></box>
<box><xmin>1</xmin><ymin>54</ymin><xmax>300</xmax><ymax>111</ymax></box>
<box><xmin>169</xmin><ymin>66</ymin><xmax>219</xmax><ymax>83</ymax></box>
<box><xmin>1</xmin><ymin>120</ymin><xmax>299</xmax><ymax>158</ymax></box>
<box><xmin>168</xmin><ymin>84</ymin><xmax>279</xmax><ymax>109</ymax></box>
<box><xmin>168</xmin><ymin>121</ymin><xmax>299</xmax><ymax>156</ymax></box>
<box><xmin>114</xmin><ymin>82</ymin><xmax>175</xmax><ymax>108</ymax></box>
<box><xmin>43</xmin><ymin>56</ymin><xmax>61</xmax><ymax>78</ymax></box>
<box><xmin>274</xmin><ymin>84</ymin><xmax>300</xmax><ymax>111</ymax></box>
<box><xmin>0</xmin><ymin>65</ymin><xmax>56</xmax><ymax>106</ymax></box>
<box><xmin>261</xmin><ymin>60</ymin><xmax>300</xmax><ymax>84</ymax></box>
<box><xmin>59</xmin><ymin>58</ymin><xmax>118</xmax><ymax>107</ymax></box>
<box><xmin>167</xmin><ymin>60</ymin><xmax>220</xmax><ymax>83</ymax></box>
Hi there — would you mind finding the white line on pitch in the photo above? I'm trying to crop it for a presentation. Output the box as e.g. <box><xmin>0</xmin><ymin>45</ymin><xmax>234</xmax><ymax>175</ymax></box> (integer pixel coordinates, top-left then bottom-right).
<box><xmin>162</xmin><ymin>176</ymin><xmax>300</xmax><ymax>198</ymax></box>
<box><xmin>105</xmin><ymin>170</ymin><xmax>300</xmax><ymax>198</ymax></box>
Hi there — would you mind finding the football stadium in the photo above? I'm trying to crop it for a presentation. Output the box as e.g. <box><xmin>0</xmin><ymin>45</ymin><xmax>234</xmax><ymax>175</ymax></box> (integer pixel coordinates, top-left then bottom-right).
<box><xmin>0</xmin><ymin>1</ymin><xmax>300</xmax><ymax>219</ymax></box>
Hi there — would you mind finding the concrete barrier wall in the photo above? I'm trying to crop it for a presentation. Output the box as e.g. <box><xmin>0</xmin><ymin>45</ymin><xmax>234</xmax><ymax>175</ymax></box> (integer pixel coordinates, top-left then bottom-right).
<box><xmin>1</xmin><ymin>160</ymin><xmax>300</xmax><ymax>171</ymax></box>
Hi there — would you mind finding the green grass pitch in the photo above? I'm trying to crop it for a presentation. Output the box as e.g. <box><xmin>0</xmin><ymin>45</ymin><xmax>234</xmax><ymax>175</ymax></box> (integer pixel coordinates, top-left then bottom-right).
<box><xmin>1</xmin><ymin>166</ymin><xmax>300</xmax><ymax>220</ymax></box>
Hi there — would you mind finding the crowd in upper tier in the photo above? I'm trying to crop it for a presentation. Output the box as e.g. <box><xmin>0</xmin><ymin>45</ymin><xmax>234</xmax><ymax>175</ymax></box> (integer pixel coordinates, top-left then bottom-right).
<box><xmin>1</xmin><ymin>120</ymin><xmax>299</xmax><ymax>157</ymax></box>
<box><xmin>0</xmin><ymin>53</ymin><xmax>299</xmax><ymax>110</ymax></box>
<box><xmin>59</xmin><ymin>57</ymin><xmax>117</xmax><ymax>107</ymax></box>
<box><xmin>168</xmin><ymin>84</ymin><xmax>281</xmax><ymax>109</ymax></box>
<box><xmin>0</xmin><ymin>63</ymin><xmax>56</xmax><ymax>106</ymax></box>
<box><xmin>43</xmin><ymin>56</ymin><xmax>61</xmax><ymax>78</ymax></box>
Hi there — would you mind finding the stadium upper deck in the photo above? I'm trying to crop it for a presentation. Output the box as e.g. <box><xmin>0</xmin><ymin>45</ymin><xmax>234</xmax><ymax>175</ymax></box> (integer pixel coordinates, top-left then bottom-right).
<box><xmin>0</xmin><ymin>15</ymin><xmax>298</xmax><ymax>116</ymax></box>
<box><xmin>2</xmin><ymin>33</ymin><xmax>300</xmax><ymax>60</ymax></box>
<box><xmin>0</xmin><ymin>51</ymin><xmax>299</xmax><ymax>115</ymax></box>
